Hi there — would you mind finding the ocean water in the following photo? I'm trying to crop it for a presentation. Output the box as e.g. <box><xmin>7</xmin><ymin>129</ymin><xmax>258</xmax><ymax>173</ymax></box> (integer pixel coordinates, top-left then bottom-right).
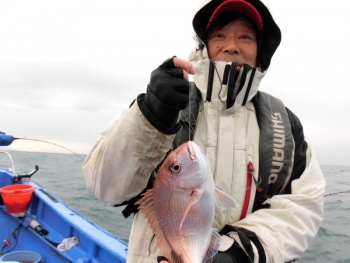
<box><xmin>0</xmin><ymin>150</ymin><xmax>349</xmax><ymax>263</ymax></box>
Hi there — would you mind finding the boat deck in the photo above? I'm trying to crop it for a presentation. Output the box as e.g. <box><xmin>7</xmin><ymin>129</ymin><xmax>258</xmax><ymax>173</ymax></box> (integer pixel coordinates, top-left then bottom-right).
<box><xmin>0</xmin><ymin>168</ymin><xmax>128</xmax><ymax>263</ymax></box>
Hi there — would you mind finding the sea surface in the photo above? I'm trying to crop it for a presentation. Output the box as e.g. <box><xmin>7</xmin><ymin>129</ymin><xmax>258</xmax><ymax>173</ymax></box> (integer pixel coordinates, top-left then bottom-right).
<box><xmin>0</xmin><ymin>150</ymin><xmax>349</xmax><ymax>263</ymax></box>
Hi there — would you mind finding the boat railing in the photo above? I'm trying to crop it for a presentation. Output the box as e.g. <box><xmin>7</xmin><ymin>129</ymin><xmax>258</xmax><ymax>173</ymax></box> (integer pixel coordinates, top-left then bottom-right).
<box><xmin>0</xmin><ymin>151</ymin><xmax>15</xmax><ymax>173</ymax></box>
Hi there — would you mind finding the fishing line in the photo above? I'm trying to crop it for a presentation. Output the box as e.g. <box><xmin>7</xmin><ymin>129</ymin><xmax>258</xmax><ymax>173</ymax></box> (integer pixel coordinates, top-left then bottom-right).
<box><xmin>324</xmin><ymin>190</ymin><xmax>350</xmax><ymax>197</ymax></box>
<box><xmin>189</xmin><ymin>74</ymin><xmax>191</xmax><ymax>142</ymax></box>
<box><xmin>183</xmin><ymin>91</ymin><xmax>197</xmax><ymax>141</ymax></box>
<box><xmin>13</xmin><ymin>137</ymin><xmax>84</xmax><ymax>161</ymax></box>
<box><xmin>213</xmin><ymin>63</ymin><xmax>225</xmax><ymax>105</ymax></box>
<box><xmin>187</xmin><ymin>62</ymin><xmax>198</xmax><ymax>142</ymax></box>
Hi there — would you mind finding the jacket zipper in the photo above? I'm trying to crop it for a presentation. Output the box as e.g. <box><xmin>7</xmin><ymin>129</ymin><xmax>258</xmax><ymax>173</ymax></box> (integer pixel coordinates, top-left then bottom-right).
<box><xmin>240</xmin><ymin>161</ymin><xmax>254</xmax><ymax>220</ymax></box>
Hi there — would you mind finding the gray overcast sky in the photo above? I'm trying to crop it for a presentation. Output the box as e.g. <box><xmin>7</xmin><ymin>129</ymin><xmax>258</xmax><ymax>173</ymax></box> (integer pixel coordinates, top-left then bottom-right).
<box><xmin>1</xmin><ymin>0</ymin><xmax>349</xmax><ymax>166</ymax></box>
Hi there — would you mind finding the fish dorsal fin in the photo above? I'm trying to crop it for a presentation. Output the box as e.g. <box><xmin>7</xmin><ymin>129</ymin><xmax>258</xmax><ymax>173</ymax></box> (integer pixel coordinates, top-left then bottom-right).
<box><xmin>135</xmin><ymin>189</ymin><xmax>175</xmax><ymax>262</ymax></box>
<box><xmin>203</xmin><ymin>229</ymin><xmax>221</xmax><ymax>261</ymax></box>
<box><xmin>215</xmin><ymin>186</ymin><xmax>239</xmax><ymax>208</ymax></box>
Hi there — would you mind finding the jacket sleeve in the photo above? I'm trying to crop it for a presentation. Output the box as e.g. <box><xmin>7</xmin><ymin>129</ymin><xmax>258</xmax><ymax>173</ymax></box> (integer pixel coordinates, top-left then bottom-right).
<box><xmin>226</xmin><ymin>144</ymin><xmax>325</xmax><ymax>262</ymax></box>
<box><xmin>82</xmin><ymin>101</ymin><xmax>176</xmax><ymax>206</ymax></box>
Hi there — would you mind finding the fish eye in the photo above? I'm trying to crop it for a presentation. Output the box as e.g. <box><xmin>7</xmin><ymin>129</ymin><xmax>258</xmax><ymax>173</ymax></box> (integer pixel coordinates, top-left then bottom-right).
<box><xmin>170</xmin><ymin>162</ymin><xmax>181</xmax><ymax>173</ymax></box>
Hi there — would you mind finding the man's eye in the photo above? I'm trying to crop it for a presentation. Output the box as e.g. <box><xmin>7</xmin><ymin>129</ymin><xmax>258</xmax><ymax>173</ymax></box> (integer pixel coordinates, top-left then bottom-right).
<box><xmin>240</xmin><ymin>34</ymin><xmax>253</xmax><ymax>40</ymax></box>
<box><xmin>212</xmin><ymin>33</ymin><xmax>224</xmax><ymax>39</ymax></box>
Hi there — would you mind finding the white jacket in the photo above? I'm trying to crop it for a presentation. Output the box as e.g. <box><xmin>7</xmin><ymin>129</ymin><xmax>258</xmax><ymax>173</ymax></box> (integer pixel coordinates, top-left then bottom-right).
<box><xmin>83</xmin><ymin>65</ymin><xmax>325</xmax><ymax>263</ymax></box>
<box><xmin>83</xmin><ymin>1</ymin><xmax>325</xmax><ymax>262</ymax></box>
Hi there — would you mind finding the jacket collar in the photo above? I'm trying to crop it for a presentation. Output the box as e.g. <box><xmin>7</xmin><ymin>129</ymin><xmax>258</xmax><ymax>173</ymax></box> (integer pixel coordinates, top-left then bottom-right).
<box><xmin>192</xmin><ymin>59</ymin><xmax>266</xmax><ymax>111</ymax></box>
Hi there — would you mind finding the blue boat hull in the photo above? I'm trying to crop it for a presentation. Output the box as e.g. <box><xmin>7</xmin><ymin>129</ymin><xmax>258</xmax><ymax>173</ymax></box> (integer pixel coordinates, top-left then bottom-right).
<box><xmin>0</xmin><ymin>167</ymin><xmax>128</xmax><ymax>263</ymax></box>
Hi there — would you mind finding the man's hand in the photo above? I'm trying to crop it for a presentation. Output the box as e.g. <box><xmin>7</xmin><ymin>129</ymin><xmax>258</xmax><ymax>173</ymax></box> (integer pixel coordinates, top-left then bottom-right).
<box><xmin>138</xmin><ymin>57</ymin><xmax>196</xmax><ymax>134</ymax></box>
<box><xmin>148</xmin><ymin>57</ymin><xmax>196</xmax><ymax>109</ymax></box>
<box><xmin>172</xmin><ymin>57</ymin><xmax>196</xmax><ymax>80</ymax></box>
<box><xmin>156</xmin><ymin>256</ymin><xmax>169</xmax><ymax>263</ymax></box>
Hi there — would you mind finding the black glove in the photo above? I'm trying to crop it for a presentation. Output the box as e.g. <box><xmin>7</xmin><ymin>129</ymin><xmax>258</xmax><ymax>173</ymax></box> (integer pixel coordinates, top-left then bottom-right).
<box><xmin>137</xmin><ymin>57</ymin><xmax>191</xmax><ymax>134</ymax></box>
<box><xmin>209</xmin><ymin>245</ymin><xmax>248</xmax><ymax>263</ymax></box>
<box><xmin>156</xmin><ymin>246</ymin><xmax>247</xmax><ymax>263</ymax></box>
<box><xmin>155</xmin><ymin>242</ymin><xmax>248</xmax><ymax>263</ymax></box>
<box><xmin>157</xmin><ymin>256</ymin><xmax>169</xmax><ymax>263</ymax></box>
<box><xmin>209</xmin><ymin>253</ymin><xmax>238</xmax><ymax>263</ymax></box>
<box><xmin>215</xmin><ymin>225</ymin><xmax>262</xmax><ymax>263</ymax></box>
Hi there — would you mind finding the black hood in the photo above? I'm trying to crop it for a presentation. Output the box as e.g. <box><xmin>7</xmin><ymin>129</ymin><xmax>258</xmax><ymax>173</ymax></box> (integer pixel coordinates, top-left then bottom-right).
<box><xmin>192</xmin><ymin>0</ymin><xmax>281</xmax><ymax>71</ymax></box>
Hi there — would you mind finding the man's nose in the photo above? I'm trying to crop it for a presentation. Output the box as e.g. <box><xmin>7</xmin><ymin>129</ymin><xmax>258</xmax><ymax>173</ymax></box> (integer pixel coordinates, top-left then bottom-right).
<box><xmin>223</xmin><ymin>37</ymin><xmax>239</xmax><ymax>55</ymax></box>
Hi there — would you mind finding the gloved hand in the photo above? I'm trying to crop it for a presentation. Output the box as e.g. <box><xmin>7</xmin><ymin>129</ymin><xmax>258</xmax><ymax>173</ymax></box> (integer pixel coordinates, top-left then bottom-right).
<box><xmin>209</xmin><ymin>253</ymin><xmax>238</xmax><ymax>263</ymax></box>
<box><xmin>213</xmin><ymin>226</ymin><xmax>258</xmax><ymax>263</ymax></box>
<box><xmin>0</xmin><ymin>132</ymin><xmax>14</xmax><ymax>146</ymax></box>
<box><xmin>155</xmin><ymin>246</ymin><xmax>247</xmax><ymax>263</ymax></box>
<box><xmin>208</xmin><ymin>245</ymin><xmax>248</xmax><ymax>263</ymax></box>
<box><xmin>156</xmin><ymin>256</ymin><xmax>168</xmax><ymax>263</ymax></box>
<box><xmin>137</xmin><ymin>57</ymin><xmax>196</xmax><ymax>134</ymax></box>
<box><xmin>155</xmin><ymin>239</ymin><xmax>248</xmax><ymax>263</ymax></box>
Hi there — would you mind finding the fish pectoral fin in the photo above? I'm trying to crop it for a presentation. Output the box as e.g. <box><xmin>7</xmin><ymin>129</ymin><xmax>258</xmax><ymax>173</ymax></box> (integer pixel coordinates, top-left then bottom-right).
<box><xmin>190</xmin><ymin>188</ymin><xmax>204</xmax><ymax>204</ymax></box>
<box><xmin>179</xmin><ymin>188</ymin><xmax>204</xmax><ymax>229</ymax></box>
<box><xmin>215</xmin><ymin>186</ymin><xmax>239</xmax><ymax>208</ymax></box>
<box><xmin>204</xmin><ymin>229</ymin><xmax>221</xmax><ymax>261</ymax></box>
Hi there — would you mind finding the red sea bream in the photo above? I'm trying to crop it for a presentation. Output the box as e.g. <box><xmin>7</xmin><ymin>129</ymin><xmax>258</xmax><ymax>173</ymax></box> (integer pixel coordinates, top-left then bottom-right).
<box><xmin>136</xmin><ymin>141</ymin><xmax>237</xmax><ymax>263</ymax></box>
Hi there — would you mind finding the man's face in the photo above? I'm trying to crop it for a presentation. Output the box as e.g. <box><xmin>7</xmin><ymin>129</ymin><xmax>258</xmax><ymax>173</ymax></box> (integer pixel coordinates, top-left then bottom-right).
<box><xmin>207</xmin><ymin>17</ymin><xmax>258</xmax><ymax>67</ymax></box>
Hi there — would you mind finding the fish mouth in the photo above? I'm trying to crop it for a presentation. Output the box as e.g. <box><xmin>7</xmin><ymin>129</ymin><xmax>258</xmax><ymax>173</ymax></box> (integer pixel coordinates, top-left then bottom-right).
<box><xmin>187</xmin><ymin>141</ymin><xmax>196</xmax><ymax>161</ymax></box>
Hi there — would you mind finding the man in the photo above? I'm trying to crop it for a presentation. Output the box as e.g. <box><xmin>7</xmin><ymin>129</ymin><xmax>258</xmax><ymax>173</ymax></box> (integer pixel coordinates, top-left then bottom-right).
<box><xmin>83</xmin><ymin>1</ymin><xmax>325</xmax><ymax>262</ymax></box>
